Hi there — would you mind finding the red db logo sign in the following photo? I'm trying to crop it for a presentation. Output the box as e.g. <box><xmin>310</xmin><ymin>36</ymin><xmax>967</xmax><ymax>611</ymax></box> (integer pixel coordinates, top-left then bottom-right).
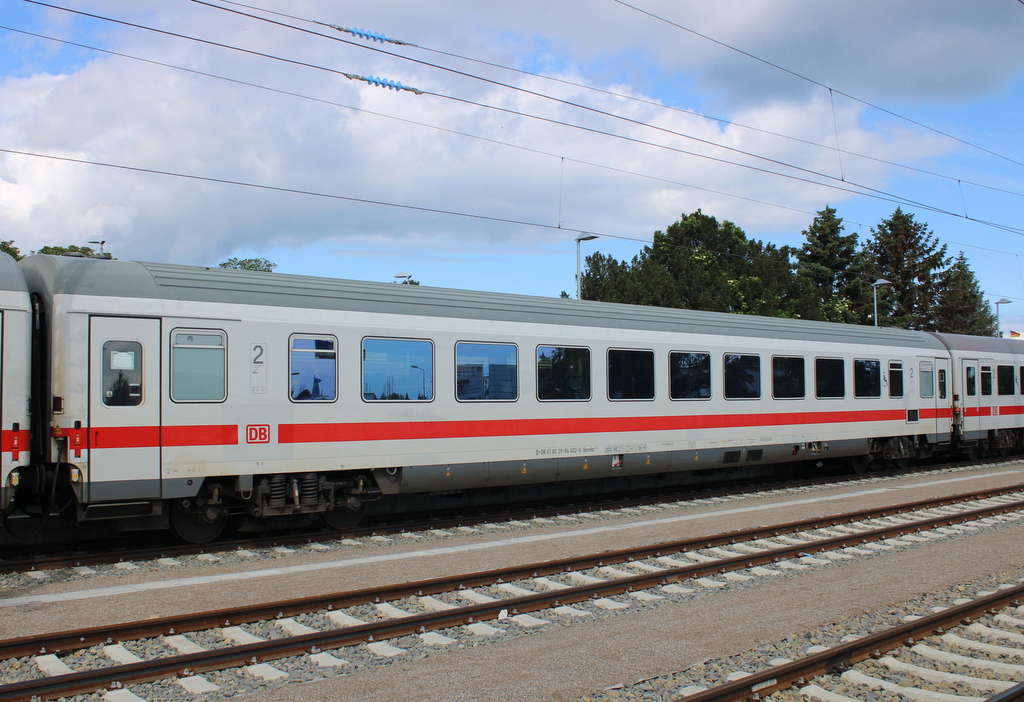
<box><xmin>246</xmin><ymin>425</ymin><xmax>271</xmax><ymax>444</ymax></box>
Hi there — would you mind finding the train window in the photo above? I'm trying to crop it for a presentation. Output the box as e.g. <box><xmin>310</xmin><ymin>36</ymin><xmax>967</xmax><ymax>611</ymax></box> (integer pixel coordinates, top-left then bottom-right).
<box><xmin>919</xmin><ymin>362</ymin><xmax>934</xmax><ymax>399</ymax></box>
<box><xmin>981</xmin><ymin>365</ymin><xmax>992</xmax><ymax>396</ymax></box>
<box><xmin>888</xmin><ymin>362</ymin><xmax>903</xmax><ymax>398</ymax></box>
<box><xmin>965</xmin><ymin>366</ymin><xmax>976</xmax><ymax>396</ymax></box>
<box><xmin>362</xmin><ymin>338</ymin><xmax>433</xmax><ymax>401</ymax></box>
<box><xmin>171</xmin><ymin>330</ymin><xmax>226</xmax><ymax>402</ymax></box>
<box><xmin>102</xmin><ymin>341</ymin><xmax>143</xmax><ymax>407</ymax></box>
<box><xmin>289</xmin><ymin>335</ymin><xmax>337</xmax><ymax>402</ymax></box>
<box><xmin>854</xmin><ymin>359</ymin><xmax>880</xmax><ymax>398</ymax></box>
<box><xmin>670</xmin><ymin>352</ymin><xmax>711</xmax><ymax>400</ymax></box>
<box><xmin>724</xmin><ymin>354</ymin><xmax>760</xmax><ymax>400</ymax></box>
<box><xmin>938</xmin><ymin>369</ymin><xmax>947</xmax><ymax>399</ymax></box>
<box><xmin>997</xmin><ymin>365</ymin><xmax>1014</xmax><ymax>395</ymax></box>
<box><xmin>772</xmin><ymin>356</ymin><xmax>805</xmax><ymax>399</ymax></box>
<box><xmin>537</xmin><ymin>346</ymin><xmax>590</xmax><ymax>400</ymax></box>
<box><xmin>815</xmin><ymin>358</ymin><xmax>844</xmax><ymax>399</ymax></box>
<box><xmin>1020</xmin><ymin>366</ymin><xmax>1024</xmax><ymax>395</ymax></box>
<box><xmin>608</xmin><ymin>349</ymin><xmax>655</xmax><ymax>400</ymax></box>
<box><xmin>456</xmin><ymin>342</ymin><xmax>517</xmax><ymax>401</ymax></box>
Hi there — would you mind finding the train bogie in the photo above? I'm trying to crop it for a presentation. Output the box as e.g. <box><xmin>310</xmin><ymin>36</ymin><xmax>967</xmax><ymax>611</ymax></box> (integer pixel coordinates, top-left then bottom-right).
<box><xmin>5</xmin><ymin>253</ymin><xmax>1024</xmax><ymax>542</ymax></box>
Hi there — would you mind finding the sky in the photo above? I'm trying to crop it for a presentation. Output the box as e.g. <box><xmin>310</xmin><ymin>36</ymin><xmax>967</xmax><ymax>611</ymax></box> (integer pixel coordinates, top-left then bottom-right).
<box><xmin>2</xmin><ymin>1</ymin><xmax>1024</xmax><ymax>331</ymax></box>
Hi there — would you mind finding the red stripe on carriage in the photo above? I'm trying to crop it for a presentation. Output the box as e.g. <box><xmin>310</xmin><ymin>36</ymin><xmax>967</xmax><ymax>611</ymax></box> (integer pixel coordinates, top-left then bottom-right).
<box><xmin>277</xmin><ymin>409</ymin><xmax>910</xmax><ymax>444</ymax></box>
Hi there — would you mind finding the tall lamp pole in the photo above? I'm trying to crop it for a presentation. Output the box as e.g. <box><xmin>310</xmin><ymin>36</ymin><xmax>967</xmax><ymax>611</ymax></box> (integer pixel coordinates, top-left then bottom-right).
<box><xmin>872</xmin><ymin>279</ymin><xmax>891</xmax><ymax>327</ymax></box>
<box><xmin>575</xmin><ymin>234</ymin><xmax>598</xmax><ymax>300</ymax></box>
<box><xmin>995</xmin><ymin>298</ymin><xmax>1011</xmax><ymax>337</ymax></box>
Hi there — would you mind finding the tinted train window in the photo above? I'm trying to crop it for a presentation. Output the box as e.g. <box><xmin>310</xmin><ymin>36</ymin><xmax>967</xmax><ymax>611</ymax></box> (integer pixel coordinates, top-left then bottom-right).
<box><xmin>290</xmin><ymin>335</ymin><xmax>337</xmax><ymax>402</ymax></box>
<box><xmin>815</xmin><ymin>358</ymin><xmax>844</xmax><ymax>399</ymax></box>
<box><xmin>608</xmin><ymin>349</ymin><xmax>655</xmax><ymax>400</ymax></box>
<box><xmin>772</xmin><ymin>356</ymin><xmax>805</xmax><ymax>399</ymax></box>
<box><xmin>171</xmin><ymin>330</ymin><xmax>226</xmax><ymax>402</ymax></box>
<box><xmin>362</xmin><ymin>338</ymin><xmax>433</xmax><ymax>401</ymax></box>
<box><xmin>102</xmin><ymin>341</ymin><xmax>143</xmax><ymax>406</ymax></box>
<box><xmin>670</xmin><ymin>352</ymin><xmax>711</xmax><ymax>399</ymax></box>
<box><xmin>981</xmin><ymin>365</ymin><xmax>992</xmax><ymax>396</ymax></box>
<box><xmin>938</xmin><ymin>369</ymin><xmax>947</xmax><ymax>399</ymax></box>
<box><xmin>724</xmin><ymin>354</ymin><xmax>760</xmax><ymax>399</ymax></box>
<box><xmin>889</xmin><ymin>362</ymin><xmax>903</xmax><ymax>398</ymax></box>
<box><xmin>997</xmin><ymin>365</ymin><xmax>1014</xmax><ymax>396</ymax></box>
<box><xmin>920</xmin><ymin>362</ymin><xmax>934</xmax><ymax>399</ymax></box>
<box><xmin>456</xmin><ymin>342</ymin><xmax>517</xmax><ymax>401</ymax></box>
<box><xmin>537</xmin><ymin>346</ymin><xmax>590</xmax><ymax>400</ymax></box>
<box><xmin>854</xmin><ymin>359</ymin><xmax>880</xmax><ymax>398</ymax></box>
<box><xmin>965</xmin><ymin>366</ymin><xmax>976</xmax><ymax>396</ymax></box>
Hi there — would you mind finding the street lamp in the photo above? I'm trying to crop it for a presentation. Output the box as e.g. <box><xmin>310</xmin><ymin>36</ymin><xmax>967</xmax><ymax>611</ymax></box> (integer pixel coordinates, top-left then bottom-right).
<box><xmin>88</xmin><ymin>240</ymin><xmax>106</xmax><ymax>257</ymax></box>
<box><xmin>574</xmin><ymin>234</ymin><xmax>598</xmax><ymax>300</ymax></box>
<box><xmin>995</xmin><ymin>298</ymin><xmax>1011</xmax><ymax>337</ymax></box>
<box><xmin>410</xmin><ymin>364</ymin><xmax>426</xmax><ymax>399</ymax></box>
<box><xmin>394</xmin><ymin>271</ymin><xmax>412</xmax><ymax>283</ymax></box>
<box><xmin>872</xmin><ymin>279</ymin><xmax>891</xmax><ymax>327</ymax></box>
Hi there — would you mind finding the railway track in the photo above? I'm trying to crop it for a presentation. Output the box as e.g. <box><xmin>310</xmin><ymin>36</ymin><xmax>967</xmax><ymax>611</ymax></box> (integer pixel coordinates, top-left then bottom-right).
<box><xmin>1</xmin><ymin>486</ymin><xmax>1022</xmax><ymax>701</ymax></box>
<box><xmin>0</xmin><ymin>460</ymin><xmax>994</xmax><ymax>577</ymax></box>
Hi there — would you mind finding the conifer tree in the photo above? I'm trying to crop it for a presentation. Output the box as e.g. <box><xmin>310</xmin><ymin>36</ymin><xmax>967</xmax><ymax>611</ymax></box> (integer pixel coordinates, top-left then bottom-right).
<box><xmin>934</xmin><ymin>253</ymin><xmax>997</xmax><ymax>335</ymax></box>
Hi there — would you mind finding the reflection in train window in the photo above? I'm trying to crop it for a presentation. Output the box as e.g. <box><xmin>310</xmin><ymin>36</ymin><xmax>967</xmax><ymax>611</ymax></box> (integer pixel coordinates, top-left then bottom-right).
<box><xmin>965</xmin><ymin>366</ymin><xmax>976</xmax><ymax>396</ymax></box>
<box><xmin>171</xmin><ymin>330</ymin><xmax>226</xmax><ymax>402</ymax></box>
<box><xmin>456</xmin><ymin>342</ymin><xmax>517</xmax><ymax>401</ymax></box>
<box><xmin>888</xmin><ymin>361</ymin><xmax>904</xmax><ymax>398</ymax></box>
<box><xmin>290</xmin><ymin>335</ymin><xmax>337</xmax><ymax>402</ymax></box>
<box><xmin>102</xmin><ymin>340</ymin><xmax>143</xmax><ymax>407</ymax></box>
<box><xmin>981</xmin><ymin>365</ymin><xmax>992</xmax><ymax>396</ymax></box>
<box><xmin>854</xmin><ymin>359</ymin><xmax>880</xmax><ymax>398</ymax></box>
<box><xmin>724</xmin><ymin>354</ymin><xmax>760</xmax><ymax>399</ymax></box>
<box><xmin>920</xmin><ymin>361</ymin><xmax>934</xmax><ymax>399</ymax></box>
<box><xmin>537</xmin><ymin>346</ymin><xmax>590</xmax><ymax>400</ymax></box>
<box><xmin>938</xmin><ymin>369</ymin><xmax>947</xmax><ymax>399</ymax></box>
<box><xmin>608</xmin><ymin>349</ymin><xmax>655</xmax><ymax>400</ymax></box>
<box><xmin>670</xmin><ymin>352</ymin><xmax>711</xmax><ymax>399</ymax></box>
<box><xmin>772</xmin><ymin>356</ymin><xmax>805</xmax><ymax>399</ymax></box>
<box><xmin>362</xmin><ymin>338</ymin><xmax>433</xmax><ymax>401</ymax></box>
<box><xmin>815</xmin><ymin>358</ymin><xmax>844</xmax><ymax>399</ymax></box>
<box><xmin>997</xmin><ymin>365</ymin><xmax>1014</xmax><ymax>396</ymax></box>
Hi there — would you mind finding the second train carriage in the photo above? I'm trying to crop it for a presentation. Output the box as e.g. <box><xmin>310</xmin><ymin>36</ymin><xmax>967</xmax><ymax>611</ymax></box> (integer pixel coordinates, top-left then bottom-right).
<box><xmin>7</xmin><ymin>253</ymin><xmax>1024</xmax><ymax>541</ymax></box>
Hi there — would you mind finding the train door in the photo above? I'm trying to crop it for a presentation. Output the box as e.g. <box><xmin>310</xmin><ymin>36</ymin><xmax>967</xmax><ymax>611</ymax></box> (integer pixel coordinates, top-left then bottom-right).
<box><xmin>960</xmin><ymin>358</ymin><xmax>981</xmax><ymax>439</ymax></box>
<box><xmin>88</xmin><ymin>316</ymin><xmax>161</xmax><ymax>502</ymax></box>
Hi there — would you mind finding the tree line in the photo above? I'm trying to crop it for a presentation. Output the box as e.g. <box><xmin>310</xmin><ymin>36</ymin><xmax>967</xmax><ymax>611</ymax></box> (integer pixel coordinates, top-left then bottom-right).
<box><xmin>576</xmin><ymin>207</ymin><xmax>997</xmax><ymax>335</ymax></box>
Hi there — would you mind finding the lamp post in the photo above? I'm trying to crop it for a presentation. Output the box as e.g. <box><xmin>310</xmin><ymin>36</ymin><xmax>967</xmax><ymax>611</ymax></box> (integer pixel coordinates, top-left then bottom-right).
<box><xmin>88</xmin><ymin>240</ymin><xmax>106</xmax><ymax>257</ymax></box>
<box><xmin>872</xmin><ymin>279</ymin><xmax>891</xmax><ymax>327</ymax></box>
<box><xmin>410</xmin><ymin>364</ymin><xmax>425</xmax><ymax>399</ymax></box>
<box><xmin>575</xmin><ymin>234</ymin><xmax>598</xmax><ymax>300</ymax></box>
<box><xmin>995</xmin><ymin>298</ymin><xmax>1011</xmax><ymax>337</ymax></box>
<box><xmin>394</xmin><ymin>272</ymin><xmax>412</xmax><ymax>283</ymax></box>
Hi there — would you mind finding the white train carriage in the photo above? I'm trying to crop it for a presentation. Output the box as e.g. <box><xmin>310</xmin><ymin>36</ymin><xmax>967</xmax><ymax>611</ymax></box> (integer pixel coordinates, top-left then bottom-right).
<box><xmin>11</xmin><ymin>253</ymin><xmax>1014</xmax><ymax>542</ymax></box>
<box><xmin>931</xmin><ymin>333</ymin><xmax>1024</xmax><ymax>455</ymax></box>
<box><xmin>1</xmin><ymin>252</ymin><xmax>32</xmax><ymax>513</ymax></box>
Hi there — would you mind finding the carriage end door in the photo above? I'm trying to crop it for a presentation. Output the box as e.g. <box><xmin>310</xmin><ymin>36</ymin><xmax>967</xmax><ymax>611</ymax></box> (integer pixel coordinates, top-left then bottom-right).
<box><xmin>88</xmin><ymin>316</ymin><xmax>161</xmax><ymax>502</ymax></box>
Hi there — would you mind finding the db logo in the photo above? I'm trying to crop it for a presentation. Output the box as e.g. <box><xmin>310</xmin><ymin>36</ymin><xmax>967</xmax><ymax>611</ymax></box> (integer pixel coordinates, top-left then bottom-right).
<box><xmin>246</xmin><ymin>424</ymin><xmax>271</xmax><ymax>444</ymax></box>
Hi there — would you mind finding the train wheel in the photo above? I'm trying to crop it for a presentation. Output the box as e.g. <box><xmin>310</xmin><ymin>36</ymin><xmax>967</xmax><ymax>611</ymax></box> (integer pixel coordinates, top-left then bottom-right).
<box><xmin>320</xmin><ymin>500</ymin><xmax>365</xmax><ymax>531</ymax></box>
<box><xmin>169</xmin><ymin>500</ymin><xmax>227</xmax><ymax>544</ymax></box>
<box><xmin>848</xmin><ymin>455</ymin><xmax>870</xmax><ymax>474</ymax></box>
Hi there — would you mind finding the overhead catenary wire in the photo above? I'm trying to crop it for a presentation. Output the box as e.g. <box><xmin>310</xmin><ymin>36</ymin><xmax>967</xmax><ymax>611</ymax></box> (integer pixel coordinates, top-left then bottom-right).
<box><xmin>19</xmin><ymin>0</ymin><xmax>1021</xmax><ymax>237</ymax></box>
<box><xmin>3</xmin><ymin>144</ymin><xmax>1020</xmax><ymax>301</ymax></box>
<box><xmin>204</xmin><ymin>0</ymin><xmax>1024</xmax><ymax>202</ymax></box>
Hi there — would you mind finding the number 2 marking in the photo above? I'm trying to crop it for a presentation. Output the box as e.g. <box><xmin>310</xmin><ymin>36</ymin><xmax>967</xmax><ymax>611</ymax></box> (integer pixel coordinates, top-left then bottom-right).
<box><xmin>252</xmin><ymin>344</ymin><xmax>265</xmax><ymax>365</ymax></box>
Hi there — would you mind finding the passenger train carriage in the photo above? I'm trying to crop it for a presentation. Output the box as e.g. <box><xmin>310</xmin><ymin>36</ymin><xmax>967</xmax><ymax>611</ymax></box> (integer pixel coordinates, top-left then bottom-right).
<box><xmin>3</xmin><ymin>253</ymin><xmax>1024</xmax><ymax>542</ymax></box>
<box><xmin>0</xmin><ymin>252</ymin><xmax>31</xmax><ymax>520</ymax></box>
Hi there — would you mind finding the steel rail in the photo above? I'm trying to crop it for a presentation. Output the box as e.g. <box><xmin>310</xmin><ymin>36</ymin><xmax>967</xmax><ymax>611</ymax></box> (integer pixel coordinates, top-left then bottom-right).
<box><xmin>0</xmin><ymin>495</ymin><xmax>1021</xmax><ymax>699</ymax></box>
<box><xmin>1</xmin><ymin>487</ymin><xmax>1021</xmax><ymax>662</ymax></box>
<box><xmin>668</xmin><ymin>582</ymin><xmax>1024</xmax><ymax>702</ymax></box>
